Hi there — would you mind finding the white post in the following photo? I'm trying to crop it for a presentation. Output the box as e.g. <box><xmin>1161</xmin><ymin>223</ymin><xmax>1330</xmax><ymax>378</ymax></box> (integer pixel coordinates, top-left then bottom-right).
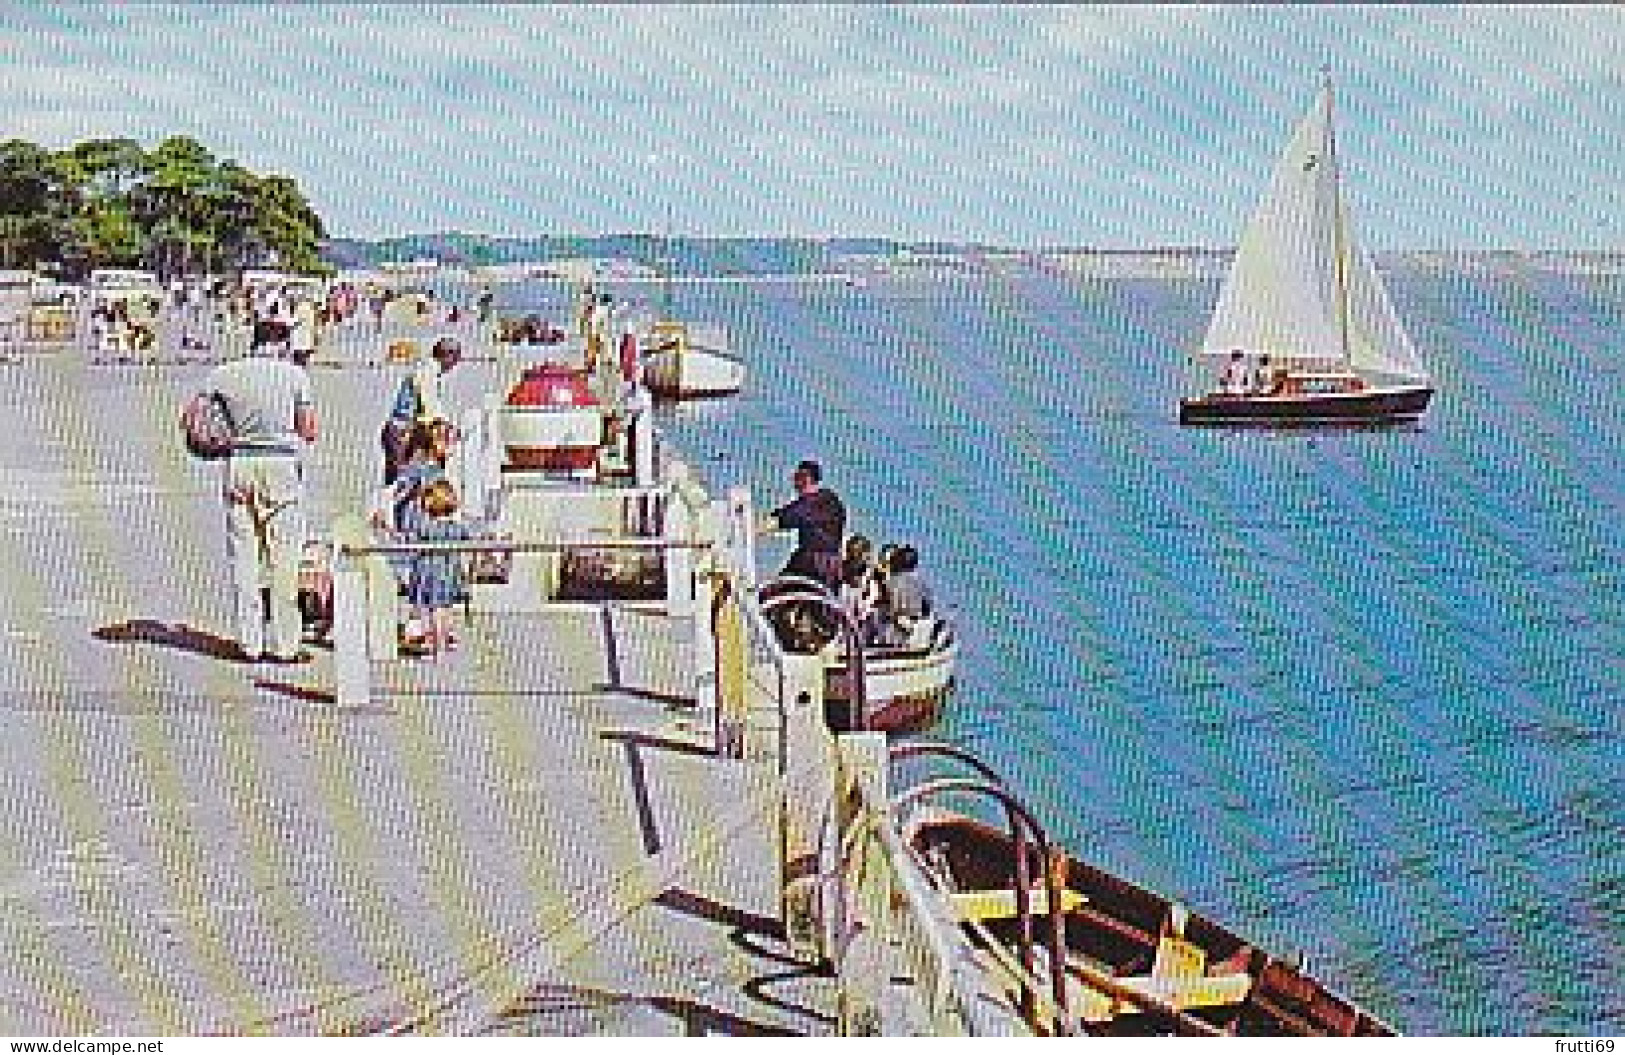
<box><xmin>692</xmin><ymin>567</ymin><xmax>718</xmax><ymax>722</ymax></box>
<box><xmin>481</xmin><ymin>396</ymin><xmax>504</xmax><ymax>509</ymax></box>
<box><xmin>780</xmin><ymin>652</ymin><xmax>836</xmax><ymax>963</ymax></box>
<box><xmin>726</xmin><ymin>485</ymin><xmax>756</xmax><ymax>588</ymax></box>
<box><xmin>457</xmin><ymin>403</ymin><xmax>485</xmax><ymax>524</ymax></box>
<box><xmin>631</xmin><ymin>399</ymin><xmax>655</xmax><ymax>487</ymax></box>
<box><xmin>835</xmin><ymin>732</ymin><xmax>892</xmax><ymax>1035</ymax></box>
<box><xmin>330</xmin><ymin>517</ymin><xmax>371</xmax><ymax>710</ymax></box>
<box><xmin>659</xmin><ymin>477</ymin><xmax>692</xmax><ymax>617</ymax></box>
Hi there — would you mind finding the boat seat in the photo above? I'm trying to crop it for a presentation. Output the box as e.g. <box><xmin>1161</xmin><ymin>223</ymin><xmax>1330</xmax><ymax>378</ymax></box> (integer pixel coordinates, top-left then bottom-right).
<box><xmin>951</xmin><ymin>886</ymin><xmax>1087</xmax><ymax>922</ymax></box>
<box><xmin>1069</xmin><ymin>969</ymin><xmax>1254</xmax><ymax>1024</ymax></box>
<box><xmin>864</xmin><ymin>616</ymin><xmax>953</xmax><ymax>660</ymax></box>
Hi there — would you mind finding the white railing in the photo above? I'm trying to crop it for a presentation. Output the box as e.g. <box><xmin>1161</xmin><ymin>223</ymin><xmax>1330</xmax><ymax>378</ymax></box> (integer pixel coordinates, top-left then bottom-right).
<box><xmin>828</xmin><ymin>734</ymin><xmax>1022</xmax><ymax>1036</ymax></box>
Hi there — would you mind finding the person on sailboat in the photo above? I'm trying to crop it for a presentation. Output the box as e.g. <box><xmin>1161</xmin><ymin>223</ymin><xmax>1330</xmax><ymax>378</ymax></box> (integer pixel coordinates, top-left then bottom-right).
<box><xmin>1219</xmin><ymin>350</ymin><xmax>1249</xmax><ymax>395</ymax></box>
<box><xmin>1252</xmin><ymin>355</ymin><xmax>1282</xmax><ymax>396</ymax></box>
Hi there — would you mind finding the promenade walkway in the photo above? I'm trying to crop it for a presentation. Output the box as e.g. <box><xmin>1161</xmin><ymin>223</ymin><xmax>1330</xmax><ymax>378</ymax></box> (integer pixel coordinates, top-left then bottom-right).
<box><xmin>0</xmin><ymin>353</ymin><xmax>834</xmax><ymax>1036</ymax></box>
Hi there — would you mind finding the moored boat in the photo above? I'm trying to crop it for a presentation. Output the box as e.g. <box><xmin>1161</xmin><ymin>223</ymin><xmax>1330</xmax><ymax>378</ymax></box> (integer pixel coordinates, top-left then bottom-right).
<box><xmin>758</xmin><ymin>574</ymin><xmax>959</xmax><ymax>734</ymax></box>
<box><xmin>906</xmin><ymin>810</ymin><xmax>1396</xmax><ymax>1036</ymax></box>
<box><xmin>1179</xmin><ymin>74</ymin><xmax>1433</xmax><ymax>427</ymax></box>
<box><xmin>824</xmin><ymin>615</ymin><xmax>959</xmax><ymax>733</ymax></box>
<box><xmin>641</xmin><ymin>318</ymin><xmax>745</xmax><ymax>399</ymax></box>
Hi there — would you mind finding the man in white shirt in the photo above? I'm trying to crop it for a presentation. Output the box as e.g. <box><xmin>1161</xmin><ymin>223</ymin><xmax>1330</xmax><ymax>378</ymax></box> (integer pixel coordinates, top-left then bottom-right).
<box><xmin>204</xmin><ymin>319</ymin><xmax>319</xmax><ymax>663</ymax></box>
<box><xmin>290</xmin><ymin>297</ymin><xmax>318</xmax><ymax>366</ymax></box>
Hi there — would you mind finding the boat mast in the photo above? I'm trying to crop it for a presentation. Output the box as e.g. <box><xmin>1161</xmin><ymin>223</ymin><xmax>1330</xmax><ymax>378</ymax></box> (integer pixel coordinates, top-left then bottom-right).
<box><xmin>660</xmin><ymin>205</ymin><xmax>675</xmax><ymax>322</ymax></box>
<box><xmin>1324</xmin><ymin>68</ymin><xmax>1354</xmax><ymax>367</ymax></box>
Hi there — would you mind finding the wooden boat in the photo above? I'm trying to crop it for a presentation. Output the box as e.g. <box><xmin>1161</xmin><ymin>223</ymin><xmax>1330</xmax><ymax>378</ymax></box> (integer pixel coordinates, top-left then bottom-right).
<box><xmin>1180</xmin><ymin>75</ymin><xmax>1433</xmax><ymax>427</ymax></box>
<box><xmin>497</xmin><ymin>363</ymin><xmax>604</xmax><ymax>475</ymax></box>
<box><xmin>641</xmin><ymin>319</ymin><xmax>745</xmax><ymax>399</ymax></box>
<box><xmin>906</xmin><ymin>811</ymin><xmax>1396</xmax><ymax>1037</ymax></box>
<box><xmin>824</xmin><ymin>616</ymin><xmax>958</xmax><ymax>733</ymax></box>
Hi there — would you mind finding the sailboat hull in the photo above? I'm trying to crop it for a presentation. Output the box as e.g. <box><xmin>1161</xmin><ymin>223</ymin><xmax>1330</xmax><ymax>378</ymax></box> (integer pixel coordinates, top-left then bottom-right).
<box><xmin>1179</xmin><ymin>385</ymin><xmax>1433</xmax><ymax>426</ymax></box>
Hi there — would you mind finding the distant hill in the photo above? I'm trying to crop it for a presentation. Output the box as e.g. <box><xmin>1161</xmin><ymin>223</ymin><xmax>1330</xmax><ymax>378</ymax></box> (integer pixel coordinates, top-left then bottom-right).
<box><xmin>319</xmin><ymin>232</ymin><xmax>1025</xmax><ymax>275</ymax></box>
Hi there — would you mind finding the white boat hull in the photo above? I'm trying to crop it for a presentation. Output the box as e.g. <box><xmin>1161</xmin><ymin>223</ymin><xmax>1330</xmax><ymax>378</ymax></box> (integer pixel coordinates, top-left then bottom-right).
<box><xmin>825</xmin><ymin>627</ymin><xmax>959</xmax><ymax>733</ymax></box>
<box><xmin>643</xmin><ymin>346</ymin><xmax>745</xmax><ymax>398</ymax></box>
<box><xmin>497</xmin><ymin>406</ymin><xmax>602</xmax><ymax>472</ymax></box>
<box><xmin>640</xmin><ymin>322</ymin><xmax>744</xmax><ymax>398</ymax></box>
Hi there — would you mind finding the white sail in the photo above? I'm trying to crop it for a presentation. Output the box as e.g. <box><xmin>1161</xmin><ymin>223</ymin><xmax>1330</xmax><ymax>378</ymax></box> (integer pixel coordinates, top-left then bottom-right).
<box><xmin>1201</xmin><ymin>86</ymin><xmax>1343</xmax><ymax>362</ymax></box>
<box><xmin>1200</xmin><ymin>84</ymin><xmax>1427</xmax><ymax>384</ymax></box>
<box><xmin>1340</xmin><ymin>218</ymin><xmax>1431</xmax><ymax>383</ymax></box>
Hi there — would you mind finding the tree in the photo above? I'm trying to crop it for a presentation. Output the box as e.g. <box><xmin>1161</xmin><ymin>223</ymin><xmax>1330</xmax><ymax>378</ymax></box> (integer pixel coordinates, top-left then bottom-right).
<box><xmin>0</xmin><ymin>136</ymin><xmax>330</xmax><ymax>279</ymax></box>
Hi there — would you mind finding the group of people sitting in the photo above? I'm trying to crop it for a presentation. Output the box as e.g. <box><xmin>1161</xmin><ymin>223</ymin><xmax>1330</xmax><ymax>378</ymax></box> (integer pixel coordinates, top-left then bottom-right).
<box><xmin>1218</xmin><ymin>350</ymin><xmax>1287</xmax><ymax>396</ymax></box>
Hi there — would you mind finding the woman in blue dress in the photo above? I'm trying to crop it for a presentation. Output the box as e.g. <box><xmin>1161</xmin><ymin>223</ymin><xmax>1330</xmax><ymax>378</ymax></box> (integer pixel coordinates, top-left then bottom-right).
<box><xmin>407</xmin><ymin>477</ymin><xmax>478</xmax><ymax>658</ymax></box>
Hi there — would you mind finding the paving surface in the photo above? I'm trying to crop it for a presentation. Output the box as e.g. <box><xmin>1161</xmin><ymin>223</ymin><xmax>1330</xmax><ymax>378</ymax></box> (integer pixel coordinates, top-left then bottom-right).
<box><xmin>0</xmin><ymin>347</ymin><xmax>835</xmax><ymax>1036</ymax></box>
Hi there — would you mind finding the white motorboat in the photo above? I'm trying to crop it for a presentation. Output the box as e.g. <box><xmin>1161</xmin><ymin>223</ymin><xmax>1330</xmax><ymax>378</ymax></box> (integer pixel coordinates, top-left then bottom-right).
<box><xmin>824</xmin><ymin>614</ymin><xmax>959</xmax><ymax>733</ymax></box>
<box><xmin>641</xmin><ymin>319</ymin><xmax>745</xmax><ymax>399</ymax></box>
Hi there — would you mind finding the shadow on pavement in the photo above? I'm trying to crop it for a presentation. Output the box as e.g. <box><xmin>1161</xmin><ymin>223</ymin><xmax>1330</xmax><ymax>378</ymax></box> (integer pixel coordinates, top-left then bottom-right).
<box><xmin>92</xmin><ymin>618</ymin><xmax>247</xmax><ymax>662</ymax></box>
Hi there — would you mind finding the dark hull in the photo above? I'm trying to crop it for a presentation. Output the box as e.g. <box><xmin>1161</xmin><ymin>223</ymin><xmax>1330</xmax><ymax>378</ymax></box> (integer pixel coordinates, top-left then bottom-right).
<box><xmin>908</xmin><ymin>815</ymin><xmax>1397</xmax><ymax>1037</ymax></box>
<box><xmin>1179</xmin><ymin>386</ymin><xmax>1433</xmax><ymax>426</ymax></box>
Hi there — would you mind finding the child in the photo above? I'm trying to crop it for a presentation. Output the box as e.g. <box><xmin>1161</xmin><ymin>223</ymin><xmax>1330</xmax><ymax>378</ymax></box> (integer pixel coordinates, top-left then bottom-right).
<box><xmin>406</xmin><ymin>477</ymin><xmax>479</xmax><ymax>658</ymax></box>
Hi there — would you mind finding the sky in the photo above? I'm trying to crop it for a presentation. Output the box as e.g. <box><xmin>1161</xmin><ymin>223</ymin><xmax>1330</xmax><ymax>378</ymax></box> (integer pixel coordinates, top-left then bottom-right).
<box><xmin>5</xmin><ymin>3</ymin><xmax>1623</xmax><ymax>249</ymax></box>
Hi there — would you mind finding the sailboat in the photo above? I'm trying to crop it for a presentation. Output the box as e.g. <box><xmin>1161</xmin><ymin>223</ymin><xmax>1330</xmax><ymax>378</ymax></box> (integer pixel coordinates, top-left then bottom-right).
<box><xmin>1179</xmin><ymin>77</ymin><xmax>1434</xmax><ymax>426</ymax></box>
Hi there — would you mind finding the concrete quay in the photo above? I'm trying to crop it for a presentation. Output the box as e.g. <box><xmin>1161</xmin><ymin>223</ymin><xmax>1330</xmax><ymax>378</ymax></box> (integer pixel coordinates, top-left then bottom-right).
<box><xmin>0</xmin><ymin>350</ymin><xmax>844</xmax><ymax>1036</ymax></box>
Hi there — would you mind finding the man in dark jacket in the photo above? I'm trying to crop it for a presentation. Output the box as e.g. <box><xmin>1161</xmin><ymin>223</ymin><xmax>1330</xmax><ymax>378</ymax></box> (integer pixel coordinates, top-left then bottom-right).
<box><xmin>767</xmin><ymin>459</ymin><xmax>846</xmax><ymax>589</ymax></box>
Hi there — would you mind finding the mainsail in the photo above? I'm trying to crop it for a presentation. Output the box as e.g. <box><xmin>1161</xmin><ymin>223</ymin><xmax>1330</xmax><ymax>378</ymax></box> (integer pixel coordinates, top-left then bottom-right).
<box><xmin>1200</xmin><ymin>83</ymin><xmax>1428</xmax><ymax>384</ymax></box>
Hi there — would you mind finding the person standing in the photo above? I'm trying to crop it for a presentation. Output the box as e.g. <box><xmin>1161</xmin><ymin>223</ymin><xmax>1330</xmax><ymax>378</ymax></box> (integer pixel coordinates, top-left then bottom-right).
<box><xmin>764</xmin><ymin>459</ymin><xmax>847</xmax><ymax>589</ymax></box>
<box><xmin>1219</xmin><ymin>349</ymin><xmax>1249</xmax><ymax>395</ymax></box>
<box><xmin>290</xmin><ymin>296</ymin><xmax>319</xmax><ymax>366</ymax></box>
<box><xmin>404</xmin><ymin>478</ymin><xmax>480</xmax><ymax>660</ymax></box>
<box><xmin>203</xmin><ymin>319</ymin><xmax>319</xmax><ymax>664</ymax></box>
<box><xmin>379</xmin><ymin>336</ymin><xmax>462</xmax><ymax>484</ymax></box>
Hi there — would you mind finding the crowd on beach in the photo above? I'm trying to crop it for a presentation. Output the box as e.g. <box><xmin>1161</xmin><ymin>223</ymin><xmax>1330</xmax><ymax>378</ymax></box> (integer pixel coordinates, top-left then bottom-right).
<box><xmin>71</xmin><ymin>274</ymin><xmax>501</xmax><ymax>363</ymax></box>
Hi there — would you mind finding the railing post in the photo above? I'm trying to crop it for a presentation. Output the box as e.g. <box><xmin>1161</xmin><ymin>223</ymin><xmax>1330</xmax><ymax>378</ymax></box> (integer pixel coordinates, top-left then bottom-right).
<box><xmin>779</xmin><ymin>652</ymin><xmax>834</xmax><ymax>963</ymax></box>
<box><xmin>457</xmin><ymin>403</ymin><xmax>486</xmax><ymax>526</ymax></box>
<box><xmin>664</xmin><ymin>495</ymin><xmax>693</xmax><ymax>619</ymax></box>
<box><xmin>631</xmin><ymin>398</ymin><xmax>655</xmax><ymax>487</ymax></box>
<box><xmin>835</xmin><ymin>732</ymin><xmax>891</xmax><ymax>1035</ymax></box>
<box><xmin>330</xmin><ymin>515</ymin><xmax>371</xmax><ymax>710</ymax></box>
<box><xmin>725</xmin><ymin>484</ymin><xmax>756</xmax><ymax>588</ymax></box>
<box><xmin>712</xmin><ymin>573</ymin><xmax>749</xmax><ymax>759</ymax></box>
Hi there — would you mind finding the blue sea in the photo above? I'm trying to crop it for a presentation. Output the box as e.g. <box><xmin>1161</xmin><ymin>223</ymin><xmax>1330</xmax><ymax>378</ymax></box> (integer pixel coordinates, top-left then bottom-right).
<box><xmin>513</xmin><ymin>261</ymin><xmax>1623</xmax><ymax>1036</ymax></box>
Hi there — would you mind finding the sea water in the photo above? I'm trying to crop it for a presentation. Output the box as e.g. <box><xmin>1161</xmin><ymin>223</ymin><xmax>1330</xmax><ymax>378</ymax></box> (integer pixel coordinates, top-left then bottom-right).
<box><xmin>510</xmin><ymin>261</ymin><xmax>1623</xmax><ymax>1035</ymax></box>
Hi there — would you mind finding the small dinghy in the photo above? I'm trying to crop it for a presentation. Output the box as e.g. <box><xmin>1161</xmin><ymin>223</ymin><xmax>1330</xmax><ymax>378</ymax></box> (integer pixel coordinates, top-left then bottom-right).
<box><xmin>758</xmin><ymin>575</ymin><xmax>958</xmax><ymax>734</ymax></box>
<box><xmin>641</xmin><ymin>319</ymin><xmax>745</xmax><ymax>399</ymax></box>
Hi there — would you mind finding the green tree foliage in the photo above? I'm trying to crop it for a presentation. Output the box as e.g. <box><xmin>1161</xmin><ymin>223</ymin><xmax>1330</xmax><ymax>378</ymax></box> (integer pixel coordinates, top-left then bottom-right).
<box><xmin>0</xmin><ymin>136</ymin><xmax>328</xmax><ymax>278</ymax></box>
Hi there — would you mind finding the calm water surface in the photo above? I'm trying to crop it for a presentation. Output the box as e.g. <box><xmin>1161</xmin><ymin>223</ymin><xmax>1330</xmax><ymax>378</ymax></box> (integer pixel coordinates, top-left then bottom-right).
<box><xmin>520</xmin><ymin>264</ymin><xmax>1624</xmax><ymax>1035</ymax></box>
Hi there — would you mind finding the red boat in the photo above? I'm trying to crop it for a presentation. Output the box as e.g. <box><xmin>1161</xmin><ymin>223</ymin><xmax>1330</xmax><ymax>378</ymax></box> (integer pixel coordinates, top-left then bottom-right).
<box><xmin>498</xmin><ymin>364</ymin><xmax>603</xmax><ymax>474</ymax></box>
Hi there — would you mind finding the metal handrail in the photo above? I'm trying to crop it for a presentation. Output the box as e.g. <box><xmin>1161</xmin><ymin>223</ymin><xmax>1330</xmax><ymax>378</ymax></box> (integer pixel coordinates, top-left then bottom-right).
<box><xmin>339</xmin><ymin>537</ymin><xmax>712</xmax><ymax>557</ymax></box>
<box><xmin>757</xmin><ymin>573</ymin><xmax>836</xmax><ymax>599</ymax></box>
<box><xmin>892</xmin><ymin>777</ymin><xmax>1070</xmax><ymax>1034</ymax></box>
<box><xmin>889</xmin><ymin>740</ymin><xmax>1003</xmax><ymax>785</ymax></box>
